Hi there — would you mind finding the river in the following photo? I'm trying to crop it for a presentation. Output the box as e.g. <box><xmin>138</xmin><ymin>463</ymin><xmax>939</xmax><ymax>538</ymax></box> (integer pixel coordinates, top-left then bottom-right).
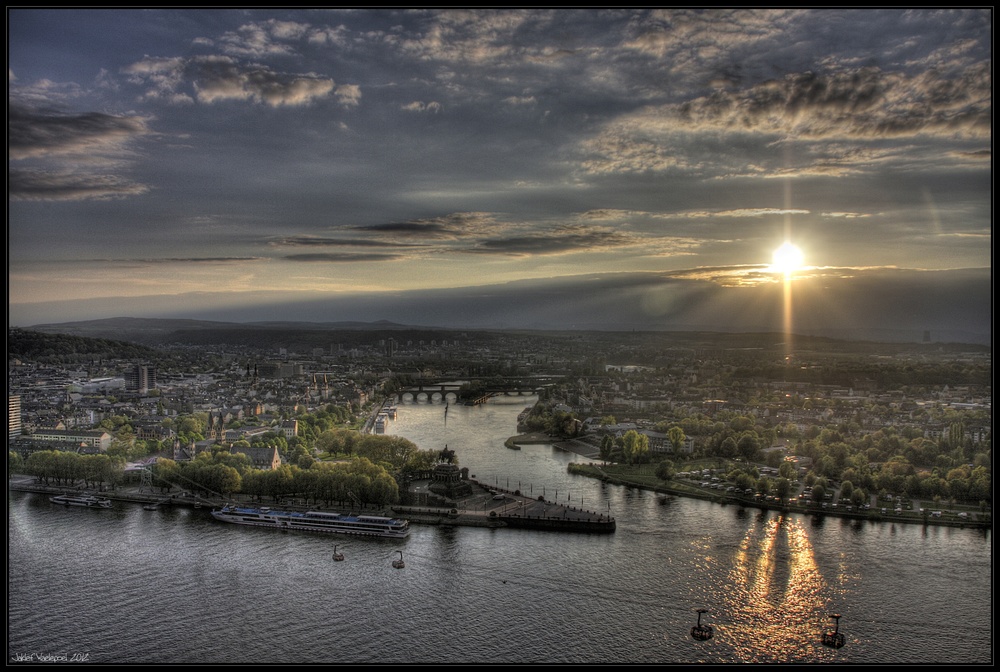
<box><xmin>7</xmin><ymin>396</ymin><xmax>992</xmax><ymax>664</ymax></box>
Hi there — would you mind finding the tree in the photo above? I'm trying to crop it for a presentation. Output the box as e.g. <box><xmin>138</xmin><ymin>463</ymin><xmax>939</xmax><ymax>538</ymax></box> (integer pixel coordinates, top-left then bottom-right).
<box><xmin>840</xmin><ymin>481</ymin><xmax>854</xmax><ymax>501</ymax></box>
<box><xmin>622</xmin><ymin>430</ymin><xmax>650</xmax><ymax>465</ymax></box>
<box><xmin>9</xmin><ymin>451</ymin><xmax>23</xmax><ymax>477</ymax></box>
<box><xmin>655</xmin><ymin>459</ymin><xmax>676</xmax><ymax>481</ymax></box>
<box><xmin>717</xmin><ymin>436</ymin><xmax>738</xmax><ymax>460</ymax></box>
<box><xmin>738</xmin><ymin>433</ymin><xmax>760</xmax><ymax>463</ymax></box>
<box><xmin>775</xmin><ymin>477</ymin><xmax>791</xmax><ymax>502</ymax></box>
<box><xmin>599</xmin><ymin>435</ymin><xmax>615</xmax><ymax>463</ymax></box>
<box><xmin>668</xmin><ymin>426</ymin><xmax>686</xmax><ymax>453</ymax></box>
<box><xmin>401</xmin><ymin>449</ymin><xmax>443</xmax><ymax>475</ymax></box>
<box><xmin>152</xmin><ymin>459</ymin><xmax>181</xmax><ymax>493</ymax></box>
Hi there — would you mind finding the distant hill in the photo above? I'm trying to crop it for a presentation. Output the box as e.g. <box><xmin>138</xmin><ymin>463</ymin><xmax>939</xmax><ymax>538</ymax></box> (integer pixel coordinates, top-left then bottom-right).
<box><xmin>15</xmin><ymin>317</ymin><xmax>991</xmax><ymax>356</ymax></box>
<box><xmin>7</xmin><ymin>327</ymin><xmax>162</xmax><ymax>363</ymax></box>
<box><xmin>24</xmin><ymin>317</ymin><xmax>422</xmax><ymax>348</ymax></box>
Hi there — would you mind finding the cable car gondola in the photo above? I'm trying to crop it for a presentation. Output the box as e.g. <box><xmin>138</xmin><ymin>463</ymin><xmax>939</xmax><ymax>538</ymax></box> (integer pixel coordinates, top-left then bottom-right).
<box><xmin>691</xmin><ymin>608</ymin><xmax>714</xmax><ymax>641</ymax></box>
<box><xmin>821</xmin><ymin>613</ymin><xmax>845</xmax><ymax>649</ymax></box>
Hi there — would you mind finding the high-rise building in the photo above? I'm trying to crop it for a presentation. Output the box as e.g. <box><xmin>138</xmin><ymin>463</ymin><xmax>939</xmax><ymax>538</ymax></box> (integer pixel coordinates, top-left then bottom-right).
<box><xmin>125</xmin><ymin>365</ymin><xmax>156</xmax><ymax>394</ymax></box>
<box><xmin>8</xmin><ymin>395</ymin><xmax>22</xmax><ymax>440</ymax></box>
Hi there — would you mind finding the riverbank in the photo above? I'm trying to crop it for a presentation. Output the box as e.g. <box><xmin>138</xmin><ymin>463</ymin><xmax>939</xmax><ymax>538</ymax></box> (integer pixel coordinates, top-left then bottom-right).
<box><xmin>566</xmin><ymin>461</ymin><xmax>990</xmax><ymax>530</ymax></box>
<box><xmin>504</xmin><ymin>433</ymin><xmax>990</xmax><ymax>531</ymax></box>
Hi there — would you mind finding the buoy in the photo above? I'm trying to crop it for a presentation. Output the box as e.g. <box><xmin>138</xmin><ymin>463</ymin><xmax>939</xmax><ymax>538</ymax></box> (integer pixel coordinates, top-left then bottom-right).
<box><xmin>691</xmin><ymin>608</ymin><xmax>714</xmax><ymax>641</ymax></box>
<box><xmin>821</xmin><ymin>613</ymin><xmax>845</xmax><ymax>648</ymax></box>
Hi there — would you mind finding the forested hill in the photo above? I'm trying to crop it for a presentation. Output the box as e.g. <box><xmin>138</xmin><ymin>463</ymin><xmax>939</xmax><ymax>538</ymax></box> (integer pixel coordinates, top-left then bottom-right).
<box><xmin>8</xmin><ymin>328</ymin><xmax>161</xmax><ymax>364</ymax></box>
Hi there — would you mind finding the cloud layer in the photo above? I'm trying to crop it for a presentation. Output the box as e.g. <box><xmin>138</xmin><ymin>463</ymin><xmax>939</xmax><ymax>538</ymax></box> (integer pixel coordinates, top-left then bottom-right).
<box><xmin>7</xmin><ymin>9</ymin><xmax>991</xmax><ymax>337</ymax></box>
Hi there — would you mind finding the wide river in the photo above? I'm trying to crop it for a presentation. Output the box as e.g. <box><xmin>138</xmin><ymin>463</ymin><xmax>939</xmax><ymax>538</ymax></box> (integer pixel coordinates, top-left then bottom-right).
<box><xmin>8</xmin><ymin>396</ymin><xmax>992</xmax><ymax>664</ymax></box>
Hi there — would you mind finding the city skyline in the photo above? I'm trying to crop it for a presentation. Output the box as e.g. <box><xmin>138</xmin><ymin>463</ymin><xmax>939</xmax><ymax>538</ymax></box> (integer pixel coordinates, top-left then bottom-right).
<box><xmin>8</xmin><ymin>9</ymin><xmax>992</xmax><ymax>341</ymax></box>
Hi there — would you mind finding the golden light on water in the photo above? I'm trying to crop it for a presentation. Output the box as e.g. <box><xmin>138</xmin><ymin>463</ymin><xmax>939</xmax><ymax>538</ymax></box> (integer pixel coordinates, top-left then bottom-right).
<box><xmin>721</xmin><ymin>515</ymin><xmax>833</xmax><ymax>662</ymax></box>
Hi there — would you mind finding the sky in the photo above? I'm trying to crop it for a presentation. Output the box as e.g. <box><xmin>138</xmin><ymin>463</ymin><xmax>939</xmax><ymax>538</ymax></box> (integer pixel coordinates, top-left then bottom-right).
<box><xmin>7</xmin><ymin>9</ymin><xmax>993</xmax><ymax>342</ymax></box>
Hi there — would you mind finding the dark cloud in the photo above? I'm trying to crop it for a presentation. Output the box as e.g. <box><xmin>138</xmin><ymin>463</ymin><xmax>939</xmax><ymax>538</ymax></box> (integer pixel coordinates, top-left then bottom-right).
<box><xmin>7</xmin><ymin>103</ymin><xmax>152</xmax><ymax>200</ymax></box>
<box><xmin>470</xmin><ymin>226</ymin><xmax>634</xmax><ymax>256</ymax></box>
<box><xmin>7</xmin><ymin>104</ymin><xmax>151</xmax><ymax>160</ymax></box>
<box><xmin>270</xmin><ymin>236</ymin><xmax>415</xmax><ymax>248</ymax></box>
<box><xmin>283</xmin><ymin>253</ymin><xmax>407</xmax><ymax>262</ymax></box>
<box><xmin>352</xmin><ymin>222</ymin><xmax>456</xmax><ymax>237</ymax></box>
<box><xmin>8</xmin><ymin>169</ymin><xmax>149</xmax><ymax>201</ymax></box>
<box><xmin>144</xmin><ymin>257</ymin><xmax>265</xmax><ymax>264</ymax></box>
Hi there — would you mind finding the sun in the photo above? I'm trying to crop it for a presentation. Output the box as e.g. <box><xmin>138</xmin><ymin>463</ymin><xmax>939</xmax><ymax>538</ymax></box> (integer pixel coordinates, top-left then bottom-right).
<box><xmin>770</xmin><ymin>242</ymin><xmax>804</xmax><ymax>275</ymax></box>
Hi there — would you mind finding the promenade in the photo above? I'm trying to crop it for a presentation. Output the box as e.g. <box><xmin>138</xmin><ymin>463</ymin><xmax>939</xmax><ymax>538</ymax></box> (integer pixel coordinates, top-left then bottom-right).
<box><xmin>8</xmin><ymin>474</ymin><xmax>218</xmax><ymax>509</ymax></box>
<box><xmin>8</xmin><ymin>474</ymin><xmax>616</xmax><ymax>532</ymax></box>
<box><xmin>396</xmin><ymin>477</ymin><xmax>616</xmax><ymax>532</ymax></box>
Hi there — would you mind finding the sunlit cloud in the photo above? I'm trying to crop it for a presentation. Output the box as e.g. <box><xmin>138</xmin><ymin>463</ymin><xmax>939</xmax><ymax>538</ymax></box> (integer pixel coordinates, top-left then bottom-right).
<box><xmin>821</xmin><ymin>212</ymin><xmax>871</xmax><ymax>219</ymax></box>
<box><xmin>401</xmin><ymin>101</ymin><xmax>443</xmax><ymax>113</ymax></box>
<box><xmin>668</xmin><ymin>208</ymin><xmax>810</xmax><ymax>219</ymax></box>
<box><xmin>215</xmin><ymin>19</ymin><xmax>313</xmax><ymax>57</ymax></box>
<box><xmin>335</xmin><ymin>83</ymin><xmax>362</xmax><ymax>107</ymax></box>
<box><xmin>126</xmin><ymin>55</ymin><xmax>337</xmax><ymax>107</ymax></box>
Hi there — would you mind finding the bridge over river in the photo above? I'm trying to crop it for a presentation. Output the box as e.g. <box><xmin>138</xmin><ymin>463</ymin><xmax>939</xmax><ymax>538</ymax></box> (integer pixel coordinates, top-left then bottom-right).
<box><xmin>394</xmin><ymin>376</ymin><xmax>561</xmax><ymax>404</ymax></box>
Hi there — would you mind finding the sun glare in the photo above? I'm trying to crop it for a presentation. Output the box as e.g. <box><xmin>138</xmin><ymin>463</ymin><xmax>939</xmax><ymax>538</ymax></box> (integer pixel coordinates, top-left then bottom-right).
<box><xmin>771</xmin><ymin>242</ymin><xmax>804</xmax><ymax>275</ymax></box>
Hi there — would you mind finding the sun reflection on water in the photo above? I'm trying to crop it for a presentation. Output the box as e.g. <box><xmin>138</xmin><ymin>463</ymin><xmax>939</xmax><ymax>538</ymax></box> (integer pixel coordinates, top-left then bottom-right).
<box><xmin>714</xmin><ymin>514</ymin><xmax>837</xmax><ymax>662</ymax></box>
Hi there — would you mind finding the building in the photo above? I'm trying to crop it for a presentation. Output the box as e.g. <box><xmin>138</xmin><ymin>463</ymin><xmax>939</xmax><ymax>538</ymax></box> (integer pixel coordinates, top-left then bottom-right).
<box><xmin>26</xmin><ymin>429</ymin><xmax>113</xmax><ymax>452</ymax></box>
<box><xmin>278</xmin><ymin>419</ymin><xmax>298</xmax><ymax>439</ymax></box>
<box><xmin>9</xmin><ymin>395</ymin><xmax>22</xmax><ymax>440</ymax></box>
<box><xmin>233</xmin><ymin>445</ymin><xmax>282</xmax><ymax>470</ymax></box>
<box><xmin>125</xmin><ymin>365</ymin><xmax>156</xmax><ymax>394</ymax></box>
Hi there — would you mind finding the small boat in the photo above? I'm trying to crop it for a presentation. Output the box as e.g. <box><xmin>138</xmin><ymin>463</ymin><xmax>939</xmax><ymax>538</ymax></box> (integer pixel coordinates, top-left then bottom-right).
<box><xmin>691</xmin><ymin>608</ymin><xmax>714</xmax><ymax>641</ymax></box>
<box><xmin>821</xmin><ymin>613</ymin><xmax>845</xmax><ymax>649</ymax></box>
<box><xmin>50</xmin><ymin>494</ymin><xmax>112</xmax><ymax>509</ymax></box>
<box><xmin>392</xmin><ymin>551</ymin><xmax>405</xmax><ymax>569</ymax></box>
<box><xmin>332</xmin><ymin>545</ymin><xmax>345</xmax><ymax>561</ymax></box>
<box><xmin>143</xmin><ymin>502</ymin><xmax>160</xmax><ymax>511</ymax></box>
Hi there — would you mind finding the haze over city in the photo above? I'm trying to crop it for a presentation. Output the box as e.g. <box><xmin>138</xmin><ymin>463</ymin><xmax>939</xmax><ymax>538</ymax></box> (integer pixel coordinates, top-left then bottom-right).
<box><xmin>7</xmin><ymin>9</ymin><xmax>992</xmax><ymax>343</ymax></box>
